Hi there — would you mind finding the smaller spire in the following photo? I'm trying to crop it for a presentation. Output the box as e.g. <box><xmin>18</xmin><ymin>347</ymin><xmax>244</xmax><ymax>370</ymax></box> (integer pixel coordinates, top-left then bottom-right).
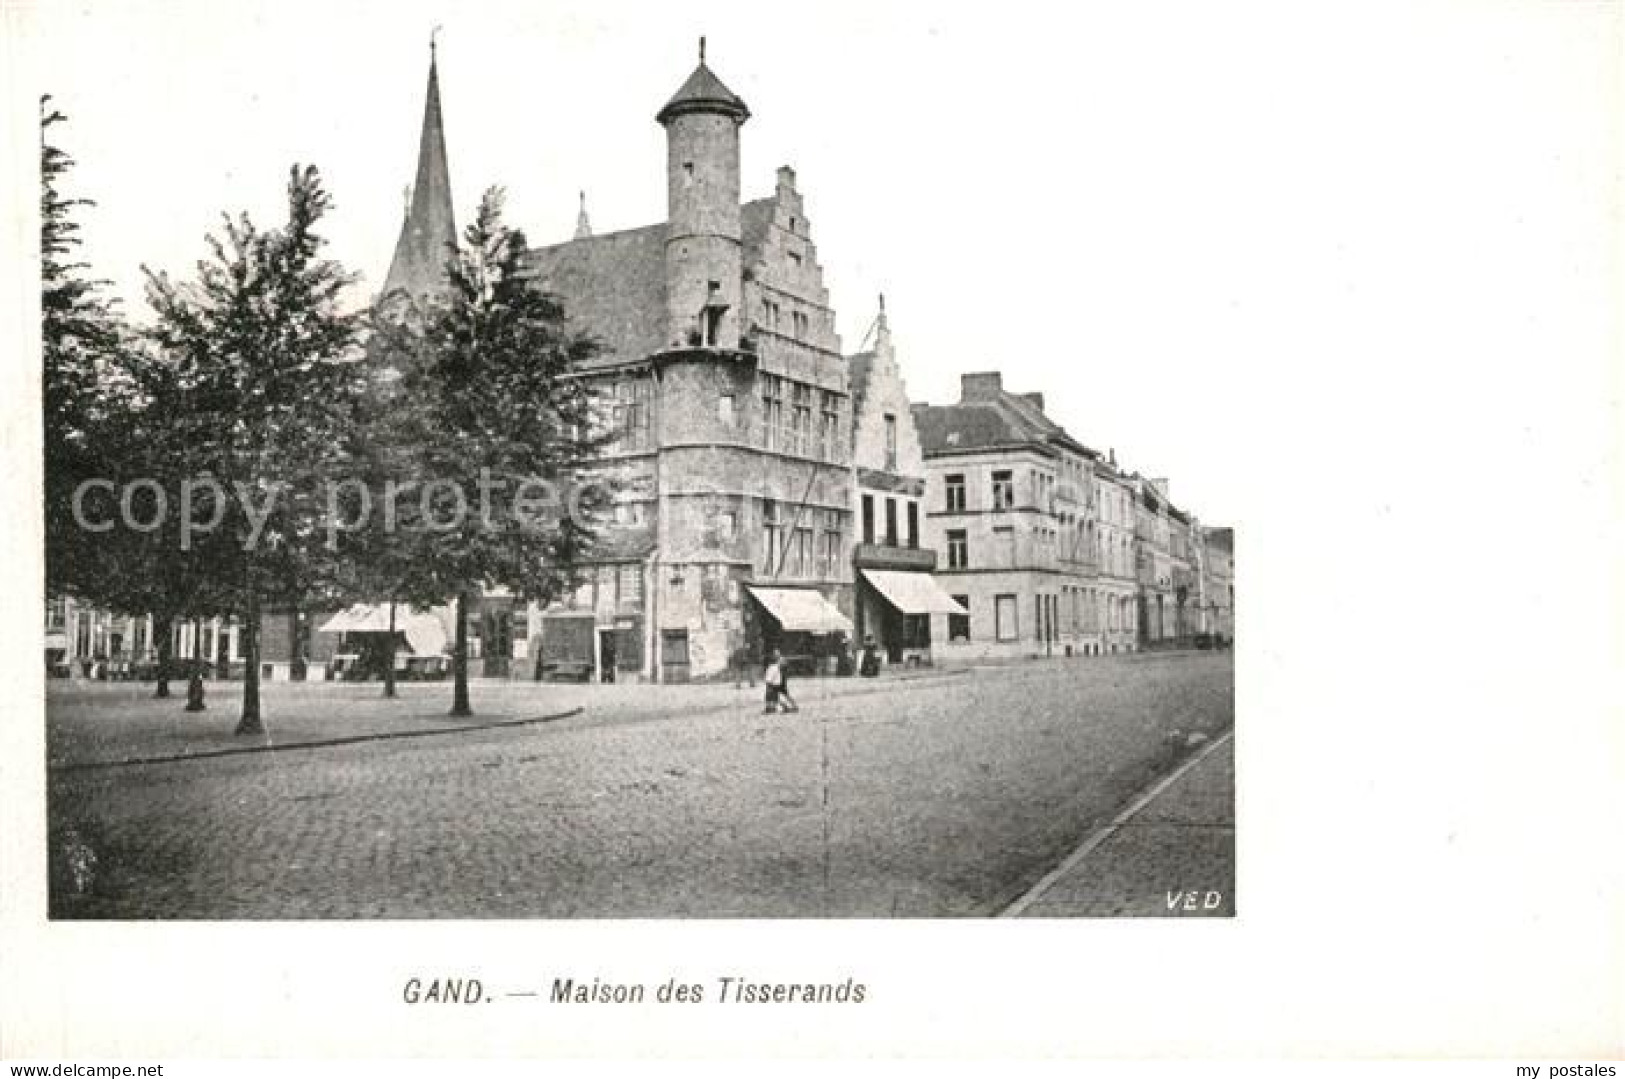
<box><xmin>874</xmin><ymin>292</ymin><xmax>892</xmax><ymax>353</ymax></box>
<box><xmin>699</xmin><ymin>35</ymin><xmax>706</xmax><ymax>64</ymax></box>
<box><xmin>574</xmin><ymin>190</ymin><xmax>593</xmax><ymax>239</ymax></box>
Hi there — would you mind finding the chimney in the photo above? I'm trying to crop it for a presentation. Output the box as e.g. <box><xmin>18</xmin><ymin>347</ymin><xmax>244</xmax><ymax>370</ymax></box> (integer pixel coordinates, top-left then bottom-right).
<box><xmin>777</xmin><ymin>165</ymin><xmax>797</xmax><ymax>193</ymax></box>
<box><xmin>960</xmin><ymin>371</ymin><xmax>1003</xmax><ymax>402</ymax></box>
<box><xmin>1019</xmin><ymin>391</ymin><xmax>1045</xmax><ymax>413</ymax></box>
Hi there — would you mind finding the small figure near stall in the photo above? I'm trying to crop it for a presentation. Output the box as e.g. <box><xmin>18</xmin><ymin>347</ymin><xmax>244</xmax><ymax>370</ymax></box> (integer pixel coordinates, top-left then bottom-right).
<box><xmin>859</xmin><ymin>635</ymin><xmax>881</xmax><ymax>678</ymax></box>
<box><xmin>762</xmin><ymin>649</ymin><xmax>800</xmax><ymax>714</ymax></box>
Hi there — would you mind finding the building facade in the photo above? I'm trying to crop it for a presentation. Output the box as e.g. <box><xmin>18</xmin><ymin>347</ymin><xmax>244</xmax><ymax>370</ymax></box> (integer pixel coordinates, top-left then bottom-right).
<box><xmin>913</xmin><ymin>372</ymin><xmax>1103</xmax><ymax>661</ymax></box>
<box><xmin>1092</xmin><ymin>459</ymin><xmax>1140</xmax><ymax>654</ymax></box>
<box><xmin>844</xmin><ymin>299</ymin><xmax>963</xmax><ymax>667</ymax></box>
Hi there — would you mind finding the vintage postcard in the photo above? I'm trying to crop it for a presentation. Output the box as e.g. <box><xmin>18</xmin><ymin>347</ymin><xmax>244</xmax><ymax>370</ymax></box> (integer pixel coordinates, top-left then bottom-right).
<box><xmin>2</xmin><ymin>0</ymin><xmax>1619</xmax><ymax>1064</ymax></box>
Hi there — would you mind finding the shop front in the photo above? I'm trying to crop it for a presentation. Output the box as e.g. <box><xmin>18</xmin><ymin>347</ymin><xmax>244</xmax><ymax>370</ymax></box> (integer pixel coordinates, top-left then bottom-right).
<box><xmin>744</xmin><ymin>585</ymin><xmax>854</xmax><ymax>677</ymax></box>
<box><xmin>855</xmin><ymin>569</ymin><xmax>967</xmax><ymax>667</ymax></box>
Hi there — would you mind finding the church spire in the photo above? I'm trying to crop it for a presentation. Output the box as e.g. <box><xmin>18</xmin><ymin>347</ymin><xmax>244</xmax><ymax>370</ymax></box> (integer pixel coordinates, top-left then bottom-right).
<box><xmin>574</xmin><ymin>190</ymin><xmax>593</xmax><ymax>239</ymax></box>
<box><xmin>383</xmin><ymin>36</ymin><xmax>457</xmax><ymax>301</ymax></box>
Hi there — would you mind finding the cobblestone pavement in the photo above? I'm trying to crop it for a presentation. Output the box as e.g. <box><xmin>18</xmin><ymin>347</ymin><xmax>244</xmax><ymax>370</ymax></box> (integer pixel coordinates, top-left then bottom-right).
<box><xmin>46</xmin><ymin>666</ymin><xmax>965</xmax><ymax>768</ymax></box>
<box><xmin>1008</xmin><ymin>734</ymin><xmax>1234</xmax><ymax>917</ymax></box>
<box><xmin>47</xmin><ymin>652</ymin><xmax>1233</xmax><ymax>918</ymax></box>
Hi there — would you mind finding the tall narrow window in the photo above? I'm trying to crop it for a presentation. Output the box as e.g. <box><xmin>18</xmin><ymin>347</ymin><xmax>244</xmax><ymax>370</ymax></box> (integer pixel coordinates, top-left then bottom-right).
<box><xmin>883</xmin><ymin>413</ymin><xmax>897</xmax><ymax>470</ymax></box>
<box><xmin>861</xmin><ymin>494</ymin><xmax>875</xmax><ymax>545</ymax></box>
<box><xmin>792</xmin><ymin>527</ymin><xmax>813</xmax><ymax>577</ymax></box>
<box><xmin>906</xmin><ymin>501</ymin><xmax>919</xmax><ymax>549</ymax></box>
<box><xmin>992</xmin><ymin>470</ymin><xmax>1014</xmax><ymax>511</ymax></box>
<box><xmin>790</xmin><ymin>383</ymin><xmax>812</xmax><ymax>456</ymax></box>
<box><xmin>884</xmin><ymin>498</ymin><xmax>898</xmax><ymax>547</ymax></box>
<box><xmin>947</xmin><ymin>529</ymin><xmax>968</xmax><ymax>569</ymax></box>
<box><xmin>945</xmin><ymin>474</ymin><xmax>966</xmax><ymax>512</ymax></box>
<box><xmin>949</xmin><ymin>596</ymin><xmax>971</xmax><ymax>642</ymax></box>
<box><xmin>719</xmin><ymin>393</ymin><xmax>735</xmax><ymax>427</ymax></box>
<box><xmin>820</xmin><ymin>391</ymin><xmax>841</xmax><ymax>462</ymax></box>
<box><xmin>761</xmin><ymin>499</ymin><xmax>781</xmax><ymax>576</ymax></box>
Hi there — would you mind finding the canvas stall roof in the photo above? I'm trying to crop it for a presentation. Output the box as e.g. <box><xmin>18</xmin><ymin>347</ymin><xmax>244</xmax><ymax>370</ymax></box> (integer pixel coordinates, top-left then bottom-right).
<box><xmin>860</xmin><ymin>570</ymin><xmax>968</xmax><ymax>616</ymax></box>
<box><xmin>745</xmin><ymin>586</ymin><xmax>853</xmax><ymax>635</ymax></box>
<box><xmin>317</xmin><ymin>604</ymin><xmax>449</xmax><ymax>656</ymax></box>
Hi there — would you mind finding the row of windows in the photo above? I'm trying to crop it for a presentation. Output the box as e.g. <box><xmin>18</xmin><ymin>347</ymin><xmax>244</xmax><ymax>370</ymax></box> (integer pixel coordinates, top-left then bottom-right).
<box><xmin>759</xmin><ymin>298</ymin><xmax>811</xmax><ymax>342</ymax></box>
<box><xmin>758</xmin><ymin>375</ymin><xmax>846</xmax><ymax>463</ymax></box>
<box><xmin>945</xmin><ymin>590</ymin><xmax>1139</xmax><ymax>643</ymax></box>
<box><xmin>761</xmin><ymin>499</ymin><xmax>845</xmax><ymax>579</ymax></box>
<box><xmin>859</xmin><ymin>493</ymin><xmax>919</xmax><ymax>549</ymax></box>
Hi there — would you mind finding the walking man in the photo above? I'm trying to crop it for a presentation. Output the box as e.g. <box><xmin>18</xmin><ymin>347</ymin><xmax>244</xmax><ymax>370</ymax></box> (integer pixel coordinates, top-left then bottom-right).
<box><xmin>762</xmin><ymin>649</ymin><xmax>799</xmax><ymax>714</ymax></box>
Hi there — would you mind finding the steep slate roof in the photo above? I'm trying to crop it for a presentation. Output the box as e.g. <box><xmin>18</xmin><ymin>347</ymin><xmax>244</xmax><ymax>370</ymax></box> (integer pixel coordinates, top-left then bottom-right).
<box><xmin>522</xmin><ymin>223</ymin><xmax>668</xmax><ymax>368</ymax></box>
<box><xmin>915</xmin><ymin>385</ymin><xmax>1097</xmax><ymax>459</ymax></box>
<box><xmin>913</xmin><ymin>402</ymin><xmax>1047</xmax><ymax>456</ymax></box>
<box><xmin>522</xmin><ymin>197</ymin><xmax>777</xmax><ymax>369</ymax></box>
<box><xmin>383</xmin><ymin>53</ymin><xmax>457</xmax><ymax>301</ymax></box>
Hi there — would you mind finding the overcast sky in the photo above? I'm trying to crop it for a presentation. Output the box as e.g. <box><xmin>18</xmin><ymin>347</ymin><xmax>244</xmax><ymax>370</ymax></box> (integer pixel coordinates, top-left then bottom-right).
<box><xmin>18</xmin><ymin>0</ymin><xmax>1621</xmax><ymax>530</ymax></box>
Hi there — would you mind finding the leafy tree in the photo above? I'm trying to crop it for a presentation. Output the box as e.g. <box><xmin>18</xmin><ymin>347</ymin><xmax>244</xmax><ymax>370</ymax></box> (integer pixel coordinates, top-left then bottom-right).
<box><xmin>370</xmin><ymin>187</ymin><xmax>609</xmax><ymax>716</ymax></box>
<box><xmin>40</xmin><ymin>97</ymin><xmax>128</xmax><ymax>600</ymax></box>
<box><xmin>142</xmin><ymin>165</ymin><xmax>365</xmax><ymax>734</ymax></box>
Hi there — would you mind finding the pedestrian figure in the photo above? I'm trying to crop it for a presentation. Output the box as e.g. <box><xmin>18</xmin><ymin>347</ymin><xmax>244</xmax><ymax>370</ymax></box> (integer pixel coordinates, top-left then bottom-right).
<box><xmin>762</xmin><ymin>649</ymin><xmax>799</xmax><ymax>714</ymax></box>
<box><xmin>859</xmin><ymin>635</ymin><xmax>881</xmax><ymax>677</ymax></box>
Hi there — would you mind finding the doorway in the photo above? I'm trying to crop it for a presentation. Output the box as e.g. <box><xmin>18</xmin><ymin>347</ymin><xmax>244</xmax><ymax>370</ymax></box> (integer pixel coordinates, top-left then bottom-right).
<box><xmin>598</xmin><ymin>628</ymin><xmax>618</xmax><ymax>683</ymax></box>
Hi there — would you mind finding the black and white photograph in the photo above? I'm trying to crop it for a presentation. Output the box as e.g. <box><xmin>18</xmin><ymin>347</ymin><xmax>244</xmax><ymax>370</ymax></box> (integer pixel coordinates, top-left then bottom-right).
<box><xmin>3</xmin><ymin>0</ymin><xmax>1620</xmax><ymax>1065</ymax></box>
<box><xmin>34</xmin><ymin>7</ymin><xmax>1236</xmax><ymax>923</ymax></box>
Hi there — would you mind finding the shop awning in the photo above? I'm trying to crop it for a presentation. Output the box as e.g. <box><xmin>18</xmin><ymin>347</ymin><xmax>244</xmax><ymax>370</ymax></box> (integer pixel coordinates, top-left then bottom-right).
<box><xmin>746</xmin><ymin>586</ymin><xmax>853</xmax><ymax>635</ymax></box>
<box><xmin>317</xmin><ymin>604</ymin><xmax>450</xmax><ymax>656</ymax></box>
<box><xmin>860</xmin><ymin>569</ymin><xmax>969</xmax><ymax>616</ymax></box>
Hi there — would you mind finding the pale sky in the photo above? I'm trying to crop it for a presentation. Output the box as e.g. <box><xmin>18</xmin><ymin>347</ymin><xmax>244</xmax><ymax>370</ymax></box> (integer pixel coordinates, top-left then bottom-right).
<box><xmin>16</xmin><ymin>0</ymin><xmax>1623</xmax><ymax>531</ymax></box>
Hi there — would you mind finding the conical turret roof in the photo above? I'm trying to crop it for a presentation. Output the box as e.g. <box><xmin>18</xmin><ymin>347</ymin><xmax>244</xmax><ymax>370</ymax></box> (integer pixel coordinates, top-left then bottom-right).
<box><xmin>656</xmin><ymin>56</ymin><xmax>749</xmax><ymax>125</ymax></box>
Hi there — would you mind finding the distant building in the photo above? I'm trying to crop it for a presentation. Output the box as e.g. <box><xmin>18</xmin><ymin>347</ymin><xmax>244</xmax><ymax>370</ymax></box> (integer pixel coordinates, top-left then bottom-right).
<box><xmin>1203</xmin><ymin>526</ymin><xmax>1234</xmax><ymax>640</ymax></box>
<box><xmin>912</xmin><ymin>372</ymin><xmax>1102</xmax><ymax>660</ymax></box>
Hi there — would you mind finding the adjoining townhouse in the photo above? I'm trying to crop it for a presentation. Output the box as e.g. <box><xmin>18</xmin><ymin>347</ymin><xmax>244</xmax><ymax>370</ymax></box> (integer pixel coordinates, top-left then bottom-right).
<box><xmin>845</xmin><ymin>300</ymin><xmax>964</xmax><ymax>667</ymax></box>
<box><xmin>1203</xmin><ymin>526</ymin><xmax>1235</xmax><ymax>641</ymax></box>
<box><xmin>1132</xmin><ymin>477</ymin><xmax>1175</xmax><ymax>647</ymax></box>
<box><xmin>912</xmin><ymin>372</ymin><xmax>1101</xmax><ymax>661</ymax></box>
<box><xmin>1091</xmin><ymin>456</ymin><xmax>1140</xmax><ymax>654</ymax></box>
<box><xmin>1131</xmin><ymin>476</ymin><xmax>1207</xmax><ymax>649</ymax></box>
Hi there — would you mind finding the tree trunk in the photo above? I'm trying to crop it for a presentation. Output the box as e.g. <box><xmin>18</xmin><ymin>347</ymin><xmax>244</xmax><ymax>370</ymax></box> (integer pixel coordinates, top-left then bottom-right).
<box><xmin>184</xmin><ymin>615</ymin><xmax>206</xmax><ymax>712</ymax></box>
<box><xmin>153</xmin><ymin>612</ymin><xmax>173</xmax><ymax>699</ymax></box>
<box><xmin>235</xmin><ymin>590</ymin><xmax>264</xmax><ymax>735</ymax></box>
<box><xmin>450</xmin><ymin>591</ymin><xmax>472</xmax><ymax>717</ymax></box>
<box><xmin>382</xmin><ymin>598</ymin><xmax>398</xmax><ymax>699</ymax></box>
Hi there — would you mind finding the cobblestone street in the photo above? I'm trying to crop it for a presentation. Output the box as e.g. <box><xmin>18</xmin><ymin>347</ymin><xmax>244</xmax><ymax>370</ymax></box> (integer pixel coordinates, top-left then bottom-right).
<box><xmin>47</xmin><ymin>652</ymin><xmax>1233</xmax><ymax>918</ymax></box>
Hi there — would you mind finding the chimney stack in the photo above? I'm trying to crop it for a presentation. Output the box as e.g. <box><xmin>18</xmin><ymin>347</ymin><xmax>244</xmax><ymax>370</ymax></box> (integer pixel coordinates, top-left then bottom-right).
<box><xmin>960</xmin><ymin>371</ymin><xmax>1003</xmax><ymax>402</ymax></box>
